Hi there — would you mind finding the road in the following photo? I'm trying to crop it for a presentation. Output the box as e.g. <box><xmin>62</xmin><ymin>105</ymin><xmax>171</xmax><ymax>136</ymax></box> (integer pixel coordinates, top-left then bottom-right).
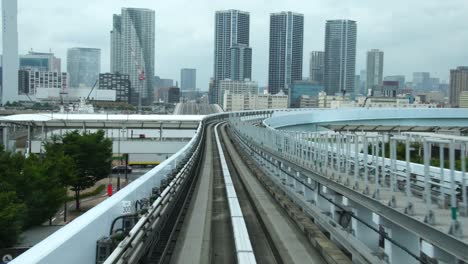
<box><xmin>48</xmin><ymin>168</ymin><xmax>152</xmax><ymax>225</ymax></box>
<box><xmin>174</xmin><ymin>102</ymin><xmax>221</xmax><ymax>115</ymax></box>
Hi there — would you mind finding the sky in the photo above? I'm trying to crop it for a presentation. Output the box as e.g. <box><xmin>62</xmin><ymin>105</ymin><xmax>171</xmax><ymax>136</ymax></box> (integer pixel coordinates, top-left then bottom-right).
<box><xmin>1</xmin><ymin>0</ymin><xmax>468</xmax><ymax>90</ymax></box>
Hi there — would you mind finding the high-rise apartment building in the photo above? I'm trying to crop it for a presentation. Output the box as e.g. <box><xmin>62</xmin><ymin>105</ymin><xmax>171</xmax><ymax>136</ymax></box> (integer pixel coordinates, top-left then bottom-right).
<box><xmin>449</xmin><ymin>66</ymin><xmax>468</xmax><ymax>107</ymax></box>
<box><xmin>1</xmin><ymin>0</ymin><xmax>19</xmax><ymax>104</ymax></box>
<box><xmin>366</xmin><ymin>49</ymin><xmax>384</xmax><ymax>95</ymax></box>
<box><xmin>20</xmin><ymin>51</ymin><xmax>61</xmax><ymax>72</ymax></box>
<box><xmin>354</xmin><ymin>75</ymin><xmax>361</xmax><ymax>95</ymax></box>
<box><xmin>99</xmin><ymin>73</ymin><xmax>131</xmax><ymax>103</ymax></box>
<box><xmin>110</xmin><ymin>14</ymin><xmax>122</xmax><ymax>74</ymax></box>
<box><xmin>359</xmin><ymin>70</ymin><xmax>367</xmax><ymax>95</ymax></box>
<box><xmin>111</xmin><ymin>8</ymin><xmax>155</xmax><ymax>106</ymax></box>
<box><xmin>324</xmin><ymin>20</ymin><xmax>357</xmax><ymax>95</ymax></box>
<box><xmin>309</xmin><ymin>51</ymin><xmax>324</xmax><ymax>84</ymax></box>
<box><xmin>180</xmin><ymin>68</ymin><xmax>196</xmax><ymax>91</ymax></box>
<box><xmin>268</xmin><ymin>11</ymin><xmax>304</xmax><ymax>94</ymax></box>
<box><xmin>212</xmin><ymin>10</ymin><xmax>252</xmax><ymax>104</ymax></box>
<box><xmin>67</xmin><ymin>48</ymin><xmax>101</xmax><ymax>88</ymax></box>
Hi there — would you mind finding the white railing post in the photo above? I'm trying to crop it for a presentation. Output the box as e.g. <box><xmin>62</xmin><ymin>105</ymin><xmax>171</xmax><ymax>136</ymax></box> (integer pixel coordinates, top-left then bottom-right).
<box><xmin>424</xmin><ymin>139</ymin><xmax>436</xmax><ymax>225</ymax></box>
<box><xmin>404</xmin><ymin>135</ymin><xmax>414</xmax><ymax>215</ymax></box>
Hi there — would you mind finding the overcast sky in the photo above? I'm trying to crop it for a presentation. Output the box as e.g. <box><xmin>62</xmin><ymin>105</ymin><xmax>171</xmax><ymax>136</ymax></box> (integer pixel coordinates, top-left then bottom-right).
<box><xmin>1</xmin><ymin>0</ymin><xmax>468</xmax><ymax>89</ymax></box>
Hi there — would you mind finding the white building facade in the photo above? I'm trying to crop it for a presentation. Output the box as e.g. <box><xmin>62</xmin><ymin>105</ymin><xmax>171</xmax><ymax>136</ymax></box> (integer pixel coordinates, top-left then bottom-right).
<box><xmin>218</xmin><ymin>79</ymin><xmax>258</xmax><ymax>108</ymax></box>
<box><xmin>223</xmin><ymin>91</ymin><xmax>288</xmax><ymax>111</ymax></box>
<box><xmin>1</xmin><ymin>0</ymin><xmax>19</xmax><ymax>104</ymax></box>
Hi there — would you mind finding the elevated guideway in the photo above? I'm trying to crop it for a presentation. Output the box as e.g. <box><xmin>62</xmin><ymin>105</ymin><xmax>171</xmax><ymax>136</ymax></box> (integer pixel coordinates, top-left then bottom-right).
<box><xmin>9</xmin><ymin>108</ymin><xmax>468</xmax><ymax>264</ymax></box>
<box><xmin>173</xmin><ymin>102</ymin><xmax>222</xmax><ymax>115</ymax></box>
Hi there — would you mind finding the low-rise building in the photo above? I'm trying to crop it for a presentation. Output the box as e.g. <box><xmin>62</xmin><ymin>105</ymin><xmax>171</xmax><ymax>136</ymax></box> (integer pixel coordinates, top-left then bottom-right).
<box><xmin>289</xmin><ymin>80</ymin><xmax>323</xmax><ymax>108</ymax></box>
<box><xmin>223</xmin><ymin>91</ymin><xmax>288</xmax><ymax>111</ymax></box>
<box><xmin>317</xmin><ymin>91</ymin><xmax>352</xmax><ymax>108</ymax></box>
<box><xmin>357</xmin><ymin>96</ymin><xmax>437</xmax><ymax>108</ymax></box>
<box><xmin>298</xmin><ymin>95</ymin><xmax>318</xmax><ymax>108</ymax></box>
<box><xmin>218</xmin><ymin>79</ymin><xmax>258</xmax><ymax>108</ymax></box>
<box><xmin>381</xmin><ymin>80</ymin><xmax>399</xmax><ymax>97</ymax></box>
<box><xmin>168</xmin><ymin>87</ymin><xmax>180</xmax><ymax>103</ymax></box>
<box><xmin>18</xmin><ymin>69</ymin><xmax>68</xmax><ymax>96</ymax></box>
<box><xmin>99</xmin><ymin>73</ymin><xmax>131</xmax><ymax>103</ymax></box>
<box><xmin>459</xmin><ymin>91</ymin><xmax>468</xmax><ymax>108</ymax></box>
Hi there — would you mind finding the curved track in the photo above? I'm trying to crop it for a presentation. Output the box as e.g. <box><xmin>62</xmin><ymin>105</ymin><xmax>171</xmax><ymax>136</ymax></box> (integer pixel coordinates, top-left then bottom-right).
<box><xmin>169</xmin><ymin>122</ymin><xmax>328</xmax><ymax>263</ymax></box>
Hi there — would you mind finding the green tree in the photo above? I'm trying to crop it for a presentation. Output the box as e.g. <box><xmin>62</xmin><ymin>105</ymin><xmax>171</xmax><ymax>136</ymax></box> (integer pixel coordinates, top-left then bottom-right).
<box><xmin>0</xmin><ymin>189</ymin><xmax>26</xmax><ymax>248</ymax></box>
<box><xmin>19</xmin><ymin>154</ymin><xmax>68</xmax><ymax>227</ymax></box>
<box><xmin>0</xmin><ymin>147</ymin><xmax>27</xmax><ymax>247</ymax></box>
<box><xmin>61</xmin><ymin>130</ymin><xmax>112</xmax><ymax>210</ymax></box>
<box><xmin>0</xmin><ymin>144</ymin><xmax>72</xmax><ymax>246</ymax></box>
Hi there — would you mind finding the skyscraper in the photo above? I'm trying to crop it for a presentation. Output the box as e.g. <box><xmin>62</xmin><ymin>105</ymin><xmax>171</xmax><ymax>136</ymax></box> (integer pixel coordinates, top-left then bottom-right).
<box><xmin>212</xmin><ymin>10</ymin><xmax>251</xmax><ymax>104</ymax></box>
<box><xmin>449</xmin><ymin>66</ymin><xmax>468</xmax><ymax>107</ymax></box>
<box><xmin>180</xmin><ymin>68</ymin><xmax>196</xmax><ymax>91</ymax></box>
<box><xmin>110</xmin><ymin>14</ymin><xmax>122</xmax><ymax>74</ymax></box>
<box><xmin>111</xmin><ymin>8</ymin><xmax>155</xmax><ymax>106</ymax></box>
<box><xmin>324</xmin><ymin>19</ymin><xmax>357</xmax><ymax>96</ymax></box>
<box><xmin>413</xmin><ymin>72</ymin><xmax>431</xmax><ymax>90</ymax></box>
<box><xmin>366</xmin><ymin>49</ymin><xmax>384</xmax><ymax>95</ymax></box>
<box><xmin>230</xmin><ymin>44</ymin><xmax>252</xmax><ymax>81</ymax></box>
<box><xmin>309</xmin><ymin>51</ymin><xmax>324</xmax><ymax>84</ymax></box>
<box><xmin>268</xmin><ymin>11</ymin><xmax>304</xmax><ymax>95</ymax></box>
<box><xmin>1</xmin><ymin>0</ymin><xmax>19</xmax><ymax>104</ymax></box>
<box><xmin>67</xmin><ymin>48</ymin><xmax>101</xmax><ymax>88</ymax></box>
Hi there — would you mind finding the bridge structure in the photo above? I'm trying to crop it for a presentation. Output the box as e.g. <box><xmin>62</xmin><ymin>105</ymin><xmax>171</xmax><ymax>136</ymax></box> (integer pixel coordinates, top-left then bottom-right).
<box><xmin>8</xmin><ymin>108</ymin><xmax>468</xmax><ymax>264</ymax></box>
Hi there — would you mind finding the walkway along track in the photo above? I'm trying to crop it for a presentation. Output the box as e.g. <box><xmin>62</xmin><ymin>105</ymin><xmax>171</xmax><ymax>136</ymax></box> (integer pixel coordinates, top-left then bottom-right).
<box><xmin>160</xmin><ymin>121</ymin><xmax>350</xmax><ymax>263</ymax></box>
<box><xmin>218</xmin><ymin>123</ymin><xmax>342</xmax><ymax>263</ymax></box>
<box><xmin>221</xmin><ymin>123</ymin><xmax>353</xmax><ymax>264</ymax></box>
<box><xmin>215</xmin><ymin>122</ymin><xmax>278</xmax><ymax>263</ymax></box>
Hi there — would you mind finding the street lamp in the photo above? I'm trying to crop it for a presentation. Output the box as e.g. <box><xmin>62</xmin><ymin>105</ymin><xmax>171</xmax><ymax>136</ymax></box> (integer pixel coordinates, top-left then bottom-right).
<box><xmin>117</xmin><ymin>127</ymin><xmax>127</xmax><ymax>191</ymax></box>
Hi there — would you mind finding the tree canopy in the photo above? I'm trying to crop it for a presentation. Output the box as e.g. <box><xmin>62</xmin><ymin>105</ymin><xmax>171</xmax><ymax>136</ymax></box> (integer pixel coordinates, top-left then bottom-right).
<box><xmin>0</xmin><ymin>130</ymin><xmax>112</xmax><ymax>248</ymax></box>
<box><xmin>56</xmin><ymin>130</ymin><xmax>112</xmax><ymax>209</ymax></box>
<box><xmin>0</xmin><ymin>145</ymin><xmax>68</xmax><ymax>247</ymax></box>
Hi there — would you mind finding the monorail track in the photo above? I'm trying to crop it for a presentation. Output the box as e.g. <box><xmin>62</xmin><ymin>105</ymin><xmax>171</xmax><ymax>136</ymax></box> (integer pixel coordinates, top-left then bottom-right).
<box><xmin>168</xmin><ymin>122</ymin><xmax>331</xmax><ymax>263</ymax></box>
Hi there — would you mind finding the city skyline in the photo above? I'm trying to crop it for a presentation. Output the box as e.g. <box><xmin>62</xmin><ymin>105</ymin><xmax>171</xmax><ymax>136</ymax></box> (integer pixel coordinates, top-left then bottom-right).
<box><xmin>1</xmin><ymin>0</ymin><xmax>467</xmax><ymax>90</ymax></box>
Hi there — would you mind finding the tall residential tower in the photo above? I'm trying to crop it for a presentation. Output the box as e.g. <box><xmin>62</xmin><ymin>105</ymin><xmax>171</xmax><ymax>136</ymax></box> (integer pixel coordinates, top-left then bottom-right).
<box><xmin>212</xmin><ymin>10</ymin><xmax>252</xmax><ymax>104</ymax></box>
<box><xmin>366</xmin><ymin>49</ymin><xmax>384</xmax><ymax>95</ymax></box>
<box><xmin>268</xmin><ymin>11</ymin><xmax>304</xmax><ymax>94</ymax></box>
<box><xmin>309</xmin><ymin>51</ymin><xmax>324</xmax><ymax>84</ymax></box>
<box><xmin>324</xmin><ymin>20</ymin><xmax>357</xmax><ymax>95</ymax></box>
<box><xmin>111</xmin><ymin>8</ymin><xmax>155</xmax><ymax>106</ymax></box>
<box><xmin>449</xmin><ymin>67</ymin><xmax>468</xmax><ymax>107</ymax></box>
<box><xmin>1</xmin><ymin>0</ymin><xmax>19</xmax><ymax>104</ymax></box>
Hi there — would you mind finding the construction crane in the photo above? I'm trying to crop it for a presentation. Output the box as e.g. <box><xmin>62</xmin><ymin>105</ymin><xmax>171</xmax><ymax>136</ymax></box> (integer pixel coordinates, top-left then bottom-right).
<box><xmin>362</xmin><ymin>88</ymin><xmax>372</xmax><ymax>108</ymax></box>
<box><xmin>86</xmin><ymin>79</ymin><xmax>99</xmax><ymax>102</ymax></box>
<box><xmin>130</xmin><ymin>47</ymin><xmax>145</xmax><ymax>113</ymax></box>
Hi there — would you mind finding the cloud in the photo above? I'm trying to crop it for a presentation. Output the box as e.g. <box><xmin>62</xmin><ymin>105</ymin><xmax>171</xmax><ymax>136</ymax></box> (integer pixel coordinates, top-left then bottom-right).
<box><xmin>1</xmin><ymin>0</ymin><xmax>467</xmax><ymax>89</ymax></box>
